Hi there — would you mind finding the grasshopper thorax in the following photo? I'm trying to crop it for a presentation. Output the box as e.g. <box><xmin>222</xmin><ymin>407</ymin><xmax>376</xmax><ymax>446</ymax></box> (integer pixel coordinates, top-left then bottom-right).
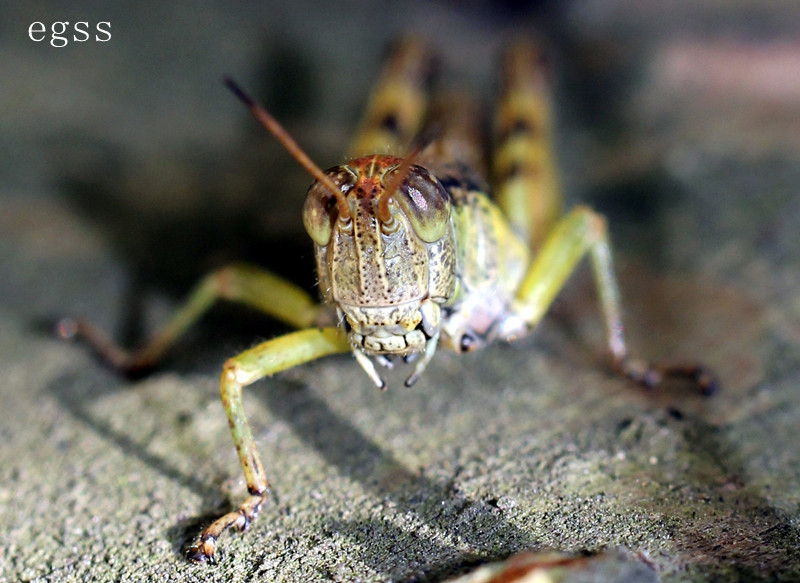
<box><xmin>304</xmin><ymin>155</ymin><xmax>456</xmax><ymax>379</ymax></box>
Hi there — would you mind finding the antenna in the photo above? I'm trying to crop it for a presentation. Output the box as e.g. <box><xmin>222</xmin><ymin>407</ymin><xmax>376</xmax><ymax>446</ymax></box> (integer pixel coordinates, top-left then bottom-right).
<box><xmin>377</xmin><ymin>124</ymin><xmax>439</xmax><ymax>223</ymax></box>
<box><xmin>224</xmin><ymin>77</ymin><xmax>351</xmax><ymax>219</ymax></box>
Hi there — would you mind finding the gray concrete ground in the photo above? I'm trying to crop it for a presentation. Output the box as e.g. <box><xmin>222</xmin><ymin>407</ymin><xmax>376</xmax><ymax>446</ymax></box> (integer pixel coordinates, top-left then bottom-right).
<box><xmin>2</xmin><ymin>1</ymin><xmax>800</xmax><ymax>581</ymax></box>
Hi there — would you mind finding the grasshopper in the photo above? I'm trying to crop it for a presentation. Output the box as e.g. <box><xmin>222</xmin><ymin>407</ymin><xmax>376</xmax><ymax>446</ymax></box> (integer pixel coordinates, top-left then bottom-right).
<box><xmin>60</xmin><ymin>37</ymin><xmax>717</xmax><ymax>563</ymax></box>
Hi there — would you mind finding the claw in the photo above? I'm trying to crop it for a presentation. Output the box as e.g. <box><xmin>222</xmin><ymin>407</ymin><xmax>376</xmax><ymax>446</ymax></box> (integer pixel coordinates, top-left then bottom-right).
<box><xmin>185</xmin><ymin>492</ymin><xmax>267</xmax><ymax>564</ymax></box>
<box><xmin>617</xmin><ymin>357</ymin><xmax>720</xmax><ymax>397</ymax></box>
<box><xmin>186</xmin><ymin>534</ymin><xmax>218</xmax><ymax>564</ymax></box>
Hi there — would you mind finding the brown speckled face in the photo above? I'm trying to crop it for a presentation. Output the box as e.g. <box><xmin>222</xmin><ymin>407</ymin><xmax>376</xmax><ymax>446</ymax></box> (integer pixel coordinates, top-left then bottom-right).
<box><xmin>303</xmin><ymin>155</ymin><xmax>456</xmax><ymax>357</ymax></box>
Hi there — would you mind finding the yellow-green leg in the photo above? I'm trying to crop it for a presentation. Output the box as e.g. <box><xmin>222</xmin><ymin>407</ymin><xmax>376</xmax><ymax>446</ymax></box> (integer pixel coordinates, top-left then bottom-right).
<box><xmin>347</xmin><ymin>36</ymin><xmax>434</xmax><ymax>158</ymax></box>
<box><xmin>510</xmin><ymin>206</ymin><xmax>718</xmax><ymax>394</ymax></box>
<box><xmin>59</xmin><ymin>262</ymin><xmax>325</xmax><ymax>373</ymax></box>
<box><xmin>493</xmin><ymin>40</ymin><xmax>561</xmax><ymax>251</ymax></box>
<box><xmin>187</xmin><ymin>326</ymin><xmax>350</xmax><ymax>563</ymax></box>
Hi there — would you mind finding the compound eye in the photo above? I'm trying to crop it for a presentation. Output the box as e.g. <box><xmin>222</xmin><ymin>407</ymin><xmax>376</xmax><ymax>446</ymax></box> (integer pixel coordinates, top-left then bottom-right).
<box><xmin>302</xmin><ymin>166</ymin><xmax>355</xmax><ymax>246</ymax></box>
<box><xmin>389</xmin><ymin>166</ymin><xmax>450</xmax><ymax>243</ymax></box>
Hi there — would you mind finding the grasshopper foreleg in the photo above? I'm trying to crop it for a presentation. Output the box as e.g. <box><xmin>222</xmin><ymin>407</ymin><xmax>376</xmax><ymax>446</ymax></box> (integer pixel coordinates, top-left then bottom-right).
<box><xmin>187</xmin><ymin>326</ymin><xmax>350</xmax><ymax>563</ymax></box>
<box><xmin>508</xmin><ymin>206</ymin><xmax>718</xmax><ymax>395</ymax></box>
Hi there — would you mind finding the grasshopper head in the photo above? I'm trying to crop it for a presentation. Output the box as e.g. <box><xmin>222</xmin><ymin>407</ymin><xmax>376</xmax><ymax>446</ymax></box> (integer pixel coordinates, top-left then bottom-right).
<box><xmin>303</xmin><ymin>155</ymin><xmax>456</xmax><ymax>383</ymax></box>
<box><xmin>223</xmin><ymin>79</ymin><xmax>453</xmax><ymax>386</ymax></box>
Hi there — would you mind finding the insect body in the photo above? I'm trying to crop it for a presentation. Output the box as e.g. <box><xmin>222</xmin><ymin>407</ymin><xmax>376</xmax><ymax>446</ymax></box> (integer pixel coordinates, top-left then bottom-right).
<box><xmin>304</xmin><ymin>155</ymin><xmax>454</xmax><ymax>388</ymax></box>
<box><xmin>60</xmin><ymin>37</ymin><xmax>717</xmax><ymax>563</ymax></box>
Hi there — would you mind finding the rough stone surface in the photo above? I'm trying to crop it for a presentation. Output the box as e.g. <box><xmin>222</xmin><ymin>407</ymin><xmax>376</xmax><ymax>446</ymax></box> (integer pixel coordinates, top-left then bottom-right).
<box><xmin>2</xmin><ymin>2</ymin><xmax>799</xmax><ymax>582</ymax></box>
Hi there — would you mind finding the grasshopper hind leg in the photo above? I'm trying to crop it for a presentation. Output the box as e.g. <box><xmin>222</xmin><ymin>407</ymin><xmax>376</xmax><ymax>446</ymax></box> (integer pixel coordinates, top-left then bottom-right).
<box><xmin>493</xmin><ymin>40</ymin><xmax>561</xmax><ymax>252</ymax></box>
